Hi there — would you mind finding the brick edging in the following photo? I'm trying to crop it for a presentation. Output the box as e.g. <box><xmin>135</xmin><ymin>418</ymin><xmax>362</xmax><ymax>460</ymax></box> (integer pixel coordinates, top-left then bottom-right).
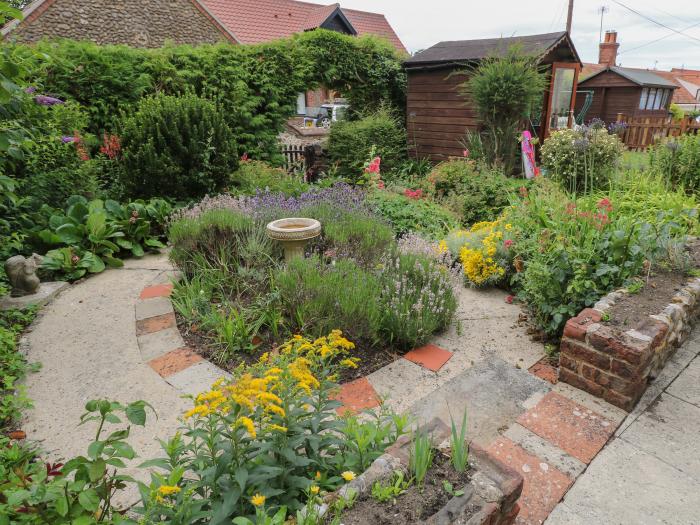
<box><xmin>134</xmin><ymin>270</ymin><xmax>230</xmax><ymax>396</ymax></box>
<box><xmin>559</xmin><ymin>277</ymin><xmax>700</xmax><ymax>410</ymax></box>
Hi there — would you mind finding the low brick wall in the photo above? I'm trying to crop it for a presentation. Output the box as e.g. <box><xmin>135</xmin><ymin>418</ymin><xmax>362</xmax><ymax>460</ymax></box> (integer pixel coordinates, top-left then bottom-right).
<box><xmin>559</xmin><ymin>277</ymin><xmax>700</xmax><ymax>411</ymax></box>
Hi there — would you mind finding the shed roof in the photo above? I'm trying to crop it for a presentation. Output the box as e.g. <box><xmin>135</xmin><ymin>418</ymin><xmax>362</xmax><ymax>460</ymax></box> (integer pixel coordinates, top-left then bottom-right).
<box><xmin>404</xmin><ymin>31</ymin><xmax>578</xmax><ymax>68</ymax></box>
<box><xmin>580</xmin><ymin>66</ymin><xmax>678</xmax><ymax>89</ymax></box>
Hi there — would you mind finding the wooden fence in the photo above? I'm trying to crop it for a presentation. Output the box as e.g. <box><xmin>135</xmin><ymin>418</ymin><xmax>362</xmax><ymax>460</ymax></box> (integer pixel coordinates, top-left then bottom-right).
<box><xmin>280</xmin><ymin>145</ymin><xmax>306</xmax><ymax>173</ymax></box>
<box><xmin>617</xmin><ymin>114</ymin><xmax>700</xmax><ymax>150</ymax></box>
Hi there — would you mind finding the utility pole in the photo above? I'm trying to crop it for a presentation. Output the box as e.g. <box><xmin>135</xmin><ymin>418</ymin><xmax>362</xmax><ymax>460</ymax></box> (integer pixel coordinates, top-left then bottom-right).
<box><xmin>566</xmin><ymin>0</ymin><xmax>574</xmax><ymax>34</ymax></box>
<box><xmin>598</xmin><ymin>6</ymin><xmax>609</xmax><ymax>42</ymax></box>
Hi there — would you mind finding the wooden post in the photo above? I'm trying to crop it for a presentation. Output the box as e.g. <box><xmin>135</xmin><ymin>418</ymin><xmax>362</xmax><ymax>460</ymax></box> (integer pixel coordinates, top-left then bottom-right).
<box><xmin>566</xmin><ymin>0</ymin><xmax>574</xmax><ymax>34</ymax></box>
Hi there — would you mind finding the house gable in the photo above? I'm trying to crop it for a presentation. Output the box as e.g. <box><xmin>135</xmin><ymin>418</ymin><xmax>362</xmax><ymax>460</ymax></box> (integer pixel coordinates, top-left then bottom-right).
<box><xmin>318</xmin><ymin>7</ymin><xmax>357</xmax><ymax>35</ymax></box>
<box><xmin>3</xmin><ymin>0</ymin><xmax>237</xmax><ymax>47</ymax></box>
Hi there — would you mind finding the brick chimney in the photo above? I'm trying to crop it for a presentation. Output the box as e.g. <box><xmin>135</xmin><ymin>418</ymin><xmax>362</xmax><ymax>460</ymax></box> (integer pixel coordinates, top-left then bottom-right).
<box><xmin>599</xmin><ymin>30</ymin><xmax>619</xmax><ymax>67</ymax></box>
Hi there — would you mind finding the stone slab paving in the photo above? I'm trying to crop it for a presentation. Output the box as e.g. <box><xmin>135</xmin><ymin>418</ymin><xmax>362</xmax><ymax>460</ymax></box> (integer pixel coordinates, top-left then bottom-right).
<box><xmin>19</xmin><ymin>253</ymin><xmax>190</xmax><ymax>507</ymax></box>
<box><xmin>546</xmin><ymin>329</ymin><xmax>700</xmax><ymax>525</ymax></box>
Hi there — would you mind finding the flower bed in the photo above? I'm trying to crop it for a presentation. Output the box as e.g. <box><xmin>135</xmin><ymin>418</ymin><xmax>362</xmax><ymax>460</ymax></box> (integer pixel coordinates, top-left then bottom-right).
<box><xmin>330</xmin><ymin>419</ymin><xmax>523</xmax><ymax>525</ymax></box>
<box><xmin>559</xmin><ymin>241</ymin><xmax>700</xmax><ymax>410</ymax></box>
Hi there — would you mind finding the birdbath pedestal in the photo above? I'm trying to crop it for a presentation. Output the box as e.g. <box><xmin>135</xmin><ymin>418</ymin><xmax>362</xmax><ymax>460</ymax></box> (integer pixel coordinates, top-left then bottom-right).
<box><xmin>266</xmin><ymin>218</ymin><xmax>321</xmax><ymax>263</ymax></box>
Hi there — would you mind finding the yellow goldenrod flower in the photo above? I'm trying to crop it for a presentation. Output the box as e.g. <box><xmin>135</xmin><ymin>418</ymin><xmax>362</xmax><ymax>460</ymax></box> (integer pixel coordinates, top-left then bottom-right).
<box><xmin>265</xmin><ymin>404</ymin><xmax>286</xmax><ymax>417</ymax></box>
<box><xmin>157</xmin><ymin>485</ymin><xmax>181</xmax><ymax>496</ymax></box>
<box><xmin>236</xmin><ymin>416</ymin><xmax>257</xmax><ymax>439</ymax></box>
<box><xmin>268</xmin><ymin>424</ymin><xmax>288</xmax><ymax>433</ymax></box>
<box><xmin>341</xmin><ymin>471</ymin><xmax>355</xmax><ymax>481</ymax></box>
<box><xmin>251</xmin><ymin>493</ymin><xmax>266</xmax><ymax>507</ymax></box>
<box><xmin>259</xmin><ymin>352</ymin><xmax>269</xmax><ymax>363</ymax></box>
<box><xmin>340</xmin><ymin>358</ymin><xmax>358</xmax><ymax>369</ymax></box>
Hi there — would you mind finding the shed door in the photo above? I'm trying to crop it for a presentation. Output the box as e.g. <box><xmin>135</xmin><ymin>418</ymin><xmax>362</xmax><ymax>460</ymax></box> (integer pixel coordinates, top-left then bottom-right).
<box><xmin>545</xmin><ymin>63</ymin><xmax>580</xmax><ymax>136</ymax></box>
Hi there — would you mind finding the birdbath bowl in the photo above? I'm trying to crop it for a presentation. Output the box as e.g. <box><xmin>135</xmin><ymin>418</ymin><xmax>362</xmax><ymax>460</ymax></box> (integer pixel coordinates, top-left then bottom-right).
<box><xmin>266</xmin><ymin>218</ymin><xmax>321</xmax><ymax>262</ymax></box>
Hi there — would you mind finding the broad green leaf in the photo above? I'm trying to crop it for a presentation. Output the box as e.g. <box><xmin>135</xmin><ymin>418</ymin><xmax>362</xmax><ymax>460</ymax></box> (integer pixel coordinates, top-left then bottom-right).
<box><xmin>78</xmin><ymin>489</ymin><xmax>100</xmax><ymax>512</ymax></box>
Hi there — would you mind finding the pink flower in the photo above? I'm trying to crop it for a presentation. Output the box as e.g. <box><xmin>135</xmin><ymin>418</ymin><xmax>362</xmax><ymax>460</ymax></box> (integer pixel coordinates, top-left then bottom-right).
<box><xmin>504</xmin><ymin>239</ymin><xmax>514</xmax><ymax>249</ymax></box>
<box><xmin>240</xmin><ymin>152</ymin><xmax>249</xmax><ymax>162</ymax></box>
<box><xmin>376</xmin><ymin>180</ymin><xmax>385</xmax><ymax>189</ymax></box>
<box><xmin>505</xmin><ymin>295</ymin><xmax>514</xmax><ymax>304</ymax></box>
<box><xmin>463</xmin><ymin>149</ymin><xmax>470</xmax><ymax>157</ymax></box>
<box><xmin>404</xmin><ymin>188</ymin><xmax>423</xmax><ymax>200</ymax></box>
<box><xmin>365</xmin><ymin>157</ymin><xmax>381</xmax><ymax>174</ymax></box>
<box><xmin>71</xmin><ymin>255</ymin><xmax>80</xmax><ymax>264</ymax></box>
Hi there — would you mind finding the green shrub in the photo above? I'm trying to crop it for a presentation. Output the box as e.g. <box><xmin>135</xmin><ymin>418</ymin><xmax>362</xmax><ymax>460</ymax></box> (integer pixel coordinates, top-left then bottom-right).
<box><xmin>368</xmin><ymin>191</ymin><xmax>459</xmax><ymax>239</ymax></box>
<box><xmin>230</xmin><ymin>160</ymin><xmax>308</xmax><ymax>196</ymax></box>
<box><xmin>168</xmin><ymin>209</ymin><xmax>268</xmax><ymax>276</ymax></box>
<box><xmin>327</xmin><ymin>108</ymin><xmax>407</xmax><ymax>181</ymax></box>
<box><xmin>464</xmin><ymin>46</ymin><xmax>547</xmax><ymax>174</ymax></box>
<box><xmin>541</xmin><ymin>127</ymin><xmax>624</xmax><ymax>194</ymax></box>
<box><xmin>118</xmin><ymin>93</ymin><xmax>238</xmax><ymax>199</ymax></box>
<box><xmin>379</xmin><ymin>252</ymin><xmax>457</xmax><ymax>349</ymax></box>
<box><xmin>277</xmin><ymin>256</ymin><xmax>383</xmax><ymax>342</ymax></box>
<box><xmin>426</xmin><ymin>159</ymin><xmax>522</xmax><ymax>225</ymax></box>
<box><xmin>649</xmin><ymin>134</ymin><xmax>700</xmax><ymax>194</ymax></box>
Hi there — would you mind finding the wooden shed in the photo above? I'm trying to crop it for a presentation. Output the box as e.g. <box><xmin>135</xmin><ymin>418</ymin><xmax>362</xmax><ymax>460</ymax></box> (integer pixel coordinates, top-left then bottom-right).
<box><xmin>404</xmin><ymin>32</ymin><xmax>581</xmax><ymax>161</ymax></box>
<box><xmin>575</xmin><ymin>66</ymin><xmax>678</xmax><ymax>124</ymax></box>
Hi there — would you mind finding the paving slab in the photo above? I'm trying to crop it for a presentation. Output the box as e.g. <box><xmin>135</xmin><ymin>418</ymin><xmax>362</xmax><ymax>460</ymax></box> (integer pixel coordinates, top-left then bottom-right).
<box><xmin>487</xmin><ymin>436</ymin><xmax>574</xmax><ymax>525</ymax></box>
<box><xmin>552</xmin><ymin>381</ymin><xmax>627</xmax><ymax>426</ymax></box>
<box><xmin>0</xmin><ymin>281</ymin><xmax>70</xmax><ymax>310</ymax></box>
<box><xmin>666</xmin><ymin>354</ymin><xmax>700</xmax><ymax>407</ymax></box>
<box><xmin>332</xmin><ymin>377</ymin><xmax>380</xmax><ymax>415</ymax></box>
<box><xmin>139</xmin><ymin>283</ymin><xmax>174</xmax><ymax>299</ymax></box>
<box><xmin>148</xmin><ymin>347</ymin><xmax>202</xmax><ymax>377</ymax></box>
<box><xmin>545</xmin><ymin>438</ymin><xmax>700</xmax><ymax>525</ymax></box>
<box><xmin>504</xmin><ymin>423</ymin><xmax>586</xmax><ymax>479</ymax></box>
<box><xmin>165</xmin><ymin>360</ymin><xmax>230</xmax><ymax>397</ymax></box>
<box><xmin>137</xmin><ymin>327</ymin><xmax>184</xmax><ymax>361</ymax></box>
<box><xmin>134</xmin><ymin>296</ymin><xmax>173</xmax><ymax>321</ymax></box>
<box><xmin>403</xmin><ymin>344</ymin><xmax>453</xmax><ymax>371</ymax></box>
<box><xmin>407</xmin><ymin>357</ymin><xmax>551</xmax><ymax>447</ymax></box>
<box><xmin>517</xmin><ymin>391</ymin><xmax>615</xmax><ymax>464</ymax></box>
<box><xmin>618</xmin><ymin>393</ymin><xmax>700</xmax><ymax>483</ymax></box>
<box><xmin>367</xmin><ymin>357</ymin><xmax>438</xmax><ymax>414</ymax></box>
<box><xmin>136</xmin><ymin>312</ymin><xmax>177</xmax><ymax>336</ymax></box>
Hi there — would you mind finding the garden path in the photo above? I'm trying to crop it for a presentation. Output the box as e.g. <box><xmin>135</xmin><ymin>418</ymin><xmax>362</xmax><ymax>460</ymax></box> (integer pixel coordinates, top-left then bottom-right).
<box><xmin>19</xmin><ymin>252</ymin><xmax>188</xmax><ymax>505</ymax></box>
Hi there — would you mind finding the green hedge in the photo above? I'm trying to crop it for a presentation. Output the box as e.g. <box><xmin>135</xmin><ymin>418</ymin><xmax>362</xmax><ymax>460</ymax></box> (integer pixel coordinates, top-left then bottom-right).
<box><xmin>14</xmin><ymin>31</ymin><xmax>406</xmax><ymax>161</ymax></box>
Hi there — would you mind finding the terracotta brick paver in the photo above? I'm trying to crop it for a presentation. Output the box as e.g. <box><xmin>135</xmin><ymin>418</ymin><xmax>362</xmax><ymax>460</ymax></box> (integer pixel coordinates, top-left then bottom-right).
<box><xmin>148</xmin><ymin>347</ymin><xmax>203</xmax><ymax>378</ymax></box>
<box><xmin>136</xmin><ymin>312</ymin><xmax>177</xmax><ymax>336</ymax></box>
<box><xmin>517</xmin><ymin>391</ymin><xmax>614</xmax><ymax>464</ymax></box>
<box><xmin>139</xmin><ymin>284</ymin><xmax>174</xmax><ymax>299</ymax></box>
<box><xmin>333</xmin><ymin>377</ymin><xmax>380</xmax><ymax>415</ymax></box>
<box><xmin>403</xmin><ymin>344</ymin><xmax>453</xmax><ymax>372</ymax></box>
<box><xmin>529</xmin><ymin>359</ymin><xmax>558</xmax><ymax>384</ymax></box>
<box><xmin>487</xmin><ymin>436</ymin><xmax>574</xmax><ymax>525</ymax></box>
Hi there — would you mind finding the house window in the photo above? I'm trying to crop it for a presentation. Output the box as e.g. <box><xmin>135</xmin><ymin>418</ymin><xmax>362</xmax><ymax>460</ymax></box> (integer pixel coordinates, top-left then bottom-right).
<box><xmin>639</xmin><ymin>88</ymin><xmax>648</xmax><ymax>110</ymax></box>
<box><xmin>660</xmin><ymin>89</ymin><xmax>670</xmax><ymax>108</ymax></box>
<box><xmin>645</xmin><ymin>88</ymin><xmax>657</xmax><ymax>110</ymax></box>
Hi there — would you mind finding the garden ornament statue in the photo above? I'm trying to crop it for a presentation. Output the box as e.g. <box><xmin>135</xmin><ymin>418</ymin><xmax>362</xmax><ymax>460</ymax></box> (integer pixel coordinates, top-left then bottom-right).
<box><xmin>5</xmin><ymin>254</ymin><xmax>43</xmax><ymax>297</ymax></box>
<box><xmin>266</xmin><ymin>218</ymin><xmax>321</xmax><ymax>263</ymax></box>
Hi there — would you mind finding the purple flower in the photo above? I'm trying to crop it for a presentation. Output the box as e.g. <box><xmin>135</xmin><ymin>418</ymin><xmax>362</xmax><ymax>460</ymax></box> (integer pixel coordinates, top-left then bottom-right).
<box><xmin>61</xmin><ymin>136</ymin><xmax>76</xmax><ymax>143</ymax></box>
<box><xmin>24</xmin><ymin>86</ymin><xmax>37</xmax><ymax>94</ymax></box>
<box><xmin>34</xmin><ymin>95</ymin><xmax>64</xmax><ymax>106</ymax></box>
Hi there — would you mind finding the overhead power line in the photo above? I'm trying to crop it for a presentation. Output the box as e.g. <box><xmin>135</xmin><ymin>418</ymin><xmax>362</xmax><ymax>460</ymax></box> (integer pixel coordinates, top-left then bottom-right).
<box><xmin>620</xmin><ymin>19</ymin><xmax>700</xmax><ymax>54</ymax></box>
<box><xmin>609</xmin><ymin>0</ymin><xmax>700</xmax><ymax>46</ymax></box>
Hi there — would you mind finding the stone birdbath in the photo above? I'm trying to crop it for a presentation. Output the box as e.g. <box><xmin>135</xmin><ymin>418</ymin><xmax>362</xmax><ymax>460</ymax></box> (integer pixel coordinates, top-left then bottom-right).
<box><xmin>266</xmin><ymin>218</ymin><xmax>321</xmax><ymax>263</ymax></box>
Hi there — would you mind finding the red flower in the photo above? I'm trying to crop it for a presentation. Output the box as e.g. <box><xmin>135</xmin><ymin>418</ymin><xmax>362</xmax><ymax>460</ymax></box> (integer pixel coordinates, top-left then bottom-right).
<box><xmin>365</xmin><ymin>156</ymin><xmax>381</xmax><ymax>174</ymax></box>
<box><xmin>504</xmin><ymin>239</ymin><xmax>514</xmax><ymax>249</ymax></box>
<box><xmin>73</xmin><ymin>132</ymin><xmax>90</xmax><ymax>161</ymax></box>
<box><xmin>240</xmin><ymin>152</ymin><xmax>249</xmax><ymax>162</ymax></box>
<box><xmin>565</xmin><ymin>202</ymin><xmax>576</xmax><ymax>215</ymax></box>
<box><xmin>505</xmin><ymin>295</ymin><xmax>514</xmax><ymax>304</ymax></box>
<box><xmin>376</xmin><ymin>180</ymin><xmax>385</xmax><ymax>189</ymax></box>
<box><xmin>597</xmin><ymin>198</ymin><xmax>613</xmax><ymax>213</ymax></box>
<box><xmin>404</xmin><ymin>188</ymin><xmax>423</xmax><ymax>200</ymax></box>
<box><xmin>99</xmin><ymin>133</ymin><xmax>121</xmax><ymax>160</ymax></box>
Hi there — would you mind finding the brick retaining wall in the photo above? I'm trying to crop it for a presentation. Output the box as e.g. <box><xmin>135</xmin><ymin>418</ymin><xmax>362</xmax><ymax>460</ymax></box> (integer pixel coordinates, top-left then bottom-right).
<box><xmin>559</xmin><ymin>277</ymin><xmax>700</xmax><ymax>411</ymax></box>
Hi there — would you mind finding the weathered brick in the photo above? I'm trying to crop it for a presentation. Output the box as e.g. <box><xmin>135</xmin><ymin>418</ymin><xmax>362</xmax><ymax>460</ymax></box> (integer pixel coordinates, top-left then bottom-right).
<box><xmin>559</xmin><ymin>353</ymin><xmax>579</xmax><ymax>372</ymax></box>
<box><xmin>562</xmin><ymin>308</ymin><xmax>602</xmax><ymax>341</ymax></box>
<box><xmin>603</xmin><ymin>388</ymin><xmax>635</xmax><ymax>411</ymax></box>
<box><xmin>581</xmin><ymin>364</ymin><xmax>637</xmax><ymax>396</ymax></box>
<box><xmin>611</xmin><ymin>358</ymin><xmax>644</xmax><ymax>380</ymax></box>
<box><xmin>589</xmin><ymin>326</ymin><xmax>651</xmax><ymax>365</ymax></box>
<box><xmin>559</xmin><ymin>367</ymin><xmax>605</xmax><ymax>397</ymax></box>
<box><xmin>561</xmin><ymin>340</ymin><xmax>611</xmax><ymax>370</ymax></box>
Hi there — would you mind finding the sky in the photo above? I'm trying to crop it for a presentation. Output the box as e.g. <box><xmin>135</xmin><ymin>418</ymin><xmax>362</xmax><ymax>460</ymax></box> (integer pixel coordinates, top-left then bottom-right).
<box><xmin>338</xmin><ymin>0</ymin><xmax>700</xmax><ymax>71</ymax></box>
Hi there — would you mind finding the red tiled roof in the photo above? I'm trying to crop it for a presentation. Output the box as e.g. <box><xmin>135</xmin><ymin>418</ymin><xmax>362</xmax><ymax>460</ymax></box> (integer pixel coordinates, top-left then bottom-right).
<box><xmin>200</xmin><ymin>0</ymin><xmax>406</xmax><ymax>52</ymax></box>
